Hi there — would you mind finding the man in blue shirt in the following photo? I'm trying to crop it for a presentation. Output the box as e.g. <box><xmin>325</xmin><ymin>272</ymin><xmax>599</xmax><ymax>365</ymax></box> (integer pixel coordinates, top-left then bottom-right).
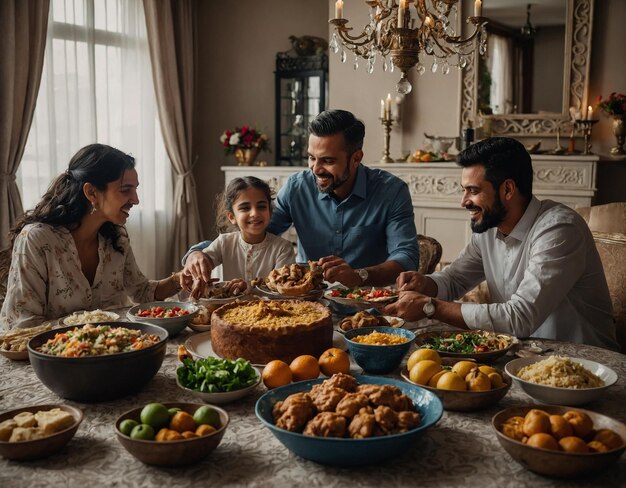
<box><xmin>182</xmin><ymin>109</ymin><xmax>419</xmax><ymax>287</ymax></box>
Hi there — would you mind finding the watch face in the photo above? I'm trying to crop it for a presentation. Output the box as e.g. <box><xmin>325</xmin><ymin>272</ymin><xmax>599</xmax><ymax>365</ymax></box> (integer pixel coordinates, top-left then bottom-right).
<box><xmin>358</xmin><ymin>269</ymin><xmax>368</xmax><ymax>282</ymax></box>
<box><xmin>423</xmin><ymin>301</ymin><xmax>435</xmax><ymax>317</ymax></box>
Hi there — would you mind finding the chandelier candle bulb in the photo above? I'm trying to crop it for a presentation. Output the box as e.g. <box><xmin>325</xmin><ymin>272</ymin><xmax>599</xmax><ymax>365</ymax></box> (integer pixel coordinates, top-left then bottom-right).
<box><xmin>335</xmin><ymin>0</ymin><xmax>343</xmax><ymax>19</ymax></box>
<box><xmin>474</xmin><ymin>0</ymin><xmax>482</xmax><ymax>17</ymax></box>
<box><xmin>398</xmin><ymin>0</ymin><xmax>406</xmax><ymax>28</ymax></box>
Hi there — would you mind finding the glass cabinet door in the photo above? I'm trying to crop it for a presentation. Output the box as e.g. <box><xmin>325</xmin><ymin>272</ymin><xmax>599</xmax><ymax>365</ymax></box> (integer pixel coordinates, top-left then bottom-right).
<box><xmin>275</xmin><ymin>54</ymin><xmax>327</xmax><ymax>166</ymax></box>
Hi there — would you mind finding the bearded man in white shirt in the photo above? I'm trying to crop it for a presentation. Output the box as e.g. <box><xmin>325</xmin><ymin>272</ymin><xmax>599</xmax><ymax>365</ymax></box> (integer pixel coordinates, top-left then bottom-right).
<box><xmin>384</xmin><ymin>137</ymin><xmax>618</xmax><ymax>350</ymax></box>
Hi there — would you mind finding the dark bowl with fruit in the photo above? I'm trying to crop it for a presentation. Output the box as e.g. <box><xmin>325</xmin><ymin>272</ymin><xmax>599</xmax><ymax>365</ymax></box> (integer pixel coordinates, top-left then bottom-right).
<box><xmin>28</xmin><ymin>321</ymin><xmax>168</xmax><ymax>402</ymax></box>
<box><xmin>115</xmin><ymin>402</ymin><xmax>229</xmax><ymax>466</ymax></box>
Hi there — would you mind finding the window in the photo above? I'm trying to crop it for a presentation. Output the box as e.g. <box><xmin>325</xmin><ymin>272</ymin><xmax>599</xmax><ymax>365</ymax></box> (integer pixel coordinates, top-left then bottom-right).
<box><xmin>20</xmin><ymin>0</ymin><xmax>172</xmax><ymax>279</ymax></box>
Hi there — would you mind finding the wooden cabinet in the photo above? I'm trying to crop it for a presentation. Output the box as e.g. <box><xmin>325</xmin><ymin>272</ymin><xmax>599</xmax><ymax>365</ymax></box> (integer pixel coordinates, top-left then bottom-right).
<box><xmin>222</xmin><ymin>154</ymin><xmax>598</xmax><ymax>263</ymax></box>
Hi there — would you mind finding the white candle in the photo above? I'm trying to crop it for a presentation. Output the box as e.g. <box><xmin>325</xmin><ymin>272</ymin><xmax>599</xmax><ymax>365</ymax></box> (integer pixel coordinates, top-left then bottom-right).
<box><xmin>587</xmin><ymin>105</ymin><xmax>594</xmax><ymax>120</ymax></box>
<box><xmin>380</xmin><ymin>99</ymin><xmax>385</xmax><ymax>119</ymax></box>
<box><xmin>398</xmin><ymin>0</ymin><xmax>406</xmax><ymax>28</ymax></box>
<box><xmin>385</xmin><ymin>93</ymin><xmax>392</xmax><ymax>120</ymax></box>
<box><xmin>335</xmin><ymin>0</ymin><xmax>343</xmax><ymax>19</ymax></box>
<box><xmin>474</xmin><ymin>0</ymin><xmax>482</xmax><ymax>17</ymax></box>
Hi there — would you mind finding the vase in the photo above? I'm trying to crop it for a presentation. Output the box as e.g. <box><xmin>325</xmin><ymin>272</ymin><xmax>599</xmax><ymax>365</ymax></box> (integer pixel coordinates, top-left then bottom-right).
<box><xmin>234</xmin><ymin>147</ymin><xmax>261</xmax><ymax>166</ymax></box>
<box><xmin>610</xmin><ymin>115</ymin><xmax>626</xmax><ymax>155</ymax></box>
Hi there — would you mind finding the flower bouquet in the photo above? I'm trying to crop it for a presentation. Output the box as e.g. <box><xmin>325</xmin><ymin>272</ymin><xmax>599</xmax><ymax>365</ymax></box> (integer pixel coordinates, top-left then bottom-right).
<box><xmin>220</xmin><ymin>125</ymin><xmax>270</xmax><ymax>166</ymax></box>
<box><xmin>596</xmin><ymin>92</ymin><xmax>626</xmax><ymax>155</ymax></box>
<box><xmin>596</xmin><ymin>92</ymin><xmax>626</xmax><ymax>116</ymax></box>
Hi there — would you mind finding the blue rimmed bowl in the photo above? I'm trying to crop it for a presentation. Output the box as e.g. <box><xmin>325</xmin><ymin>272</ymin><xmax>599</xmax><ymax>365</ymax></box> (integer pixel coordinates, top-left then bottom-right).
<box><xmin>344</xmin><ymin>326</ymin><xmax>416</xmax><ymax>374</ymax></box>
<box><xmin>255</xmin><ymin>374</ymin><xmax>443</xmax><ymax>466</ymax></box>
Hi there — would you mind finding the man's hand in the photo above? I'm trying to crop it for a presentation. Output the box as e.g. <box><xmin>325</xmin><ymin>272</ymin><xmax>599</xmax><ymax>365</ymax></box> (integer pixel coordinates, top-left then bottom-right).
<box><xmin>396</xmin><ymin>271</ymin><xmax>429</xmax><ymax>292</ymax></box>
<box><xmin>382</xmin><ymin>291</ymin><xmax>428</xmax><ymax>321</ymax></box>
<box><xmin>318</xmin><ymin>255</ymin><xmax>361</xmax><ymax>287</ymax></box>
<box><xmin>183</xmin><ymin>251</ymin><xmax>214</xmax><ymax>283</ymax></box>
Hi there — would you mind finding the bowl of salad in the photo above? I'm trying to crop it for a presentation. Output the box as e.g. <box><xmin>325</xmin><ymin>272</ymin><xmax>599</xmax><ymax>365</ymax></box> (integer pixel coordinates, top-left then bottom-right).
<box><xmin>323</xmin><ymin>287</ymin><xmax>399</xmax><ymax>310</ymax></box>
<box><xmin>414</xmin><ymin>330</ymin><xmax>518</xmax><ymax>363</ymax></box>
<box><xmin>27</xmin><ymin>322</ymin><xmax>168</xmax><ymax>402</ymax></box>
<box><xmin>176</xmin><ymin>354</ymin><xmax>261</xmax><ymax>404</ymax></box>
<box><xmin>127</xmin><ymin>301</ymin><xmax>198</xmax><ymax>337</ymax></box>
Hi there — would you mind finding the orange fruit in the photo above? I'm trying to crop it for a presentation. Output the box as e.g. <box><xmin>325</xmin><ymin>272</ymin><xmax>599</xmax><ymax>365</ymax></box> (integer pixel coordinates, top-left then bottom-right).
<box><xmin>262</xmin><ymin>359</ymin><xmax>293</xmax><ymax>389</ymax></box>
<box><xmin>195</xmin><ymin>424</ymin><xmax>216</xmax><ymax>436</ymax></box>
<box><xmin>169</xmin><ymin>411</ymin><xmax>196</xmax><ymax>433</ymax></box>
<box><xmin>318</xmin><ymin>348</ymin><xmax>351</xmax><ymax>376</ymax></box>
<box><xmin>289</xmin><ymin>355</ymin><xmax>320</xmax><ymax>382</ymax></box>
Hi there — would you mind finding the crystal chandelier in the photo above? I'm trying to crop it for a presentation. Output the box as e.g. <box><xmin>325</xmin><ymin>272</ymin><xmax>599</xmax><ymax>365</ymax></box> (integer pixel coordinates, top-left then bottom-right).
<box><xmin>329</xmin><ymin>0</ymin><xmax>488</xmax><ymax>94</ymax></box>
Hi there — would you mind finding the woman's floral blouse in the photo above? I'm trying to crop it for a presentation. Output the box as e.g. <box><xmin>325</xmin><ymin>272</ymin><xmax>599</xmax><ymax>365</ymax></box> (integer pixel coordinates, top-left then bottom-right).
<box><xmin>0</xmin><ymin>223</ymin><xmax>158</xmax><ymax>329</ymax></box>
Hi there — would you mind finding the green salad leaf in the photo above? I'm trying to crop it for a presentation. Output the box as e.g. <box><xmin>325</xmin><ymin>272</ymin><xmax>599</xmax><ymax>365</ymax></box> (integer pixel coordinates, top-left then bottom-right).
<box><xmin>177</xmin><ymin>356</ymin><xmax>259</xmax><ymax>393</ymax></box>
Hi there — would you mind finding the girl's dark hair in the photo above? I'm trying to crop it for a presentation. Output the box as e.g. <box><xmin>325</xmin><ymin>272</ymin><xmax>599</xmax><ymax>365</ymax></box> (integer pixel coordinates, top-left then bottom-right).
<box><xmin>215</xmin><ymin>176</ymin><xmax>274</xmax><ymax>233</ymax></box>
<box><xmin>9</xmin><ymin>143</ymin><xmax>136</xmax><ymax>253</ymax></box>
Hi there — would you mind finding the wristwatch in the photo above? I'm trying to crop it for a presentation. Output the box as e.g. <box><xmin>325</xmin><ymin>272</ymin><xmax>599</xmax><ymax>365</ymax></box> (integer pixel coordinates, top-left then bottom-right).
<box><xmin>423</xmin><ymin>297</ymin><xmax>436</xmax><ymax>318</ymax></box>
<box><xmin>356</xmin><ymin>268</ymin><xmax>369</xmax><ymax>285</ymax></box>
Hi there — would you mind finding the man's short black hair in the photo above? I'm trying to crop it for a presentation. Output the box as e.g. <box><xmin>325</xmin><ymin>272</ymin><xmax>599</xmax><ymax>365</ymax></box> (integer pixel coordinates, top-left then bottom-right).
<box><xmin>309</xmin><ymin>109</ymin><xmax>365</xmax><ymax>155</ymax></box>
<box><xmin>457</xmin><ymin>137</ymin><xmax>533</xmax><ymax>199</ymax></box>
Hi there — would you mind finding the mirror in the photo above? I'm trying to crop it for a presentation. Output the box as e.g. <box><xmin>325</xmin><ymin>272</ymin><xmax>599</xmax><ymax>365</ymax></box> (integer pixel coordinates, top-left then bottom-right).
<box><xmin>460</xmin><ymin>0</ymin><xmax>594</xmax><ymax>137</ymax></box>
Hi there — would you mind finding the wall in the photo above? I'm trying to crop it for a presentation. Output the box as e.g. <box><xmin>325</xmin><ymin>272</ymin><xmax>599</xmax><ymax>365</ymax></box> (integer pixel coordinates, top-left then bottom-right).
<box><xmin>532</xmin><ymin>26</ymin><xmax>565</xmax><ymax>113</ymax></box>
<box><xmin>193</xmin><ymin>0</ymin><xmax>626</xmax><ymax>241</ymax></box>
<box><xmin>194</xmin><ymin>0</ymin><xmax>328</xmax><ymax>238</ymax></box>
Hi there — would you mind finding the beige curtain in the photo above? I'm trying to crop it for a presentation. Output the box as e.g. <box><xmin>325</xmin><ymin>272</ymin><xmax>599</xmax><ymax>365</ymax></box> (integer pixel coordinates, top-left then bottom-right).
<box><xmin>143</xmin><ymin>0</ymin><xmax>202</xmax><ymax>267</ymax></box>
<box><xmin>0</xmin><ymin>0</ymin><xmax>49</xmax><ymax>250</ymax></box>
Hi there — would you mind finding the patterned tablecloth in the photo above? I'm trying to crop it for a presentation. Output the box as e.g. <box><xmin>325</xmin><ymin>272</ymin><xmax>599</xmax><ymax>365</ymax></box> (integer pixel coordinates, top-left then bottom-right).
<box><xmin>1</xmin><ymin>322</ymin><xmax>625</xmax><ymax>488</ymax></box>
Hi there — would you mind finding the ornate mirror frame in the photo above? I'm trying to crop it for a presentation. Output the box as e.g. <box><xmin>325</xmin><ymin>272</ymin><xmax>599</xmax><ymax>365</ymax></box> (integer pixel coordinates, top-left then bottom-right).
<box><xmin>460</xmin><ymin>0</ymin><xmax>594</xmax><ymax>138</ymax></box>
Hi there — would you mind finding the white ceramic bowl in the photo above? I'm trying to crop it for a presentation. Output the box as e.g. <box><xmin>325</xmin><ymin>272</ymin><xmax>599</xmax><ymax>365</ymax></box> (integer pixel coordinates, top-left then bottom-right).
<box><xmin>504</xmin><ymin>356</ymin><xmax>618</xmax><ymax>406</ymax></box>
<box><xmin>175</xmin><ymin>368</ymin><xmax>261</xmax><ymax>404</ymax></box>
<box><xmin>127</xmin><ymin>301</ymin><xmax>198</xmax><ymax>337</ymax></box>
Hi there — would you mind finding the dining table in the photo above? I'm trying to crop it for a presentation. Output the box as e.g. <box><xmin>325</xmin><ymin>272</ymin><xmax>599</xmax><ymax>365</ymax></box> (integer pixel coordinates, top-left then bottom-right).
<box><xmin>1</xmin><ymin>318</ymin><xmax>625</xmax><ymax>488</ymax></box>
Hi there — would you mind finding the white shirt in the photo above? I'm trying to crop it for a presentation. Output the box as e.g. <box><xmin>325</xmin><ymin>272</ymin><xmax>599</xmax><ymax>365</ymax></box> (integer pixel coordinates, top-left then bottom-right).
<box><xmin>429</xmin><ymin>197</ymin><xmax>618</xmax><ymax>350</ymax></box>
<box><xmin>202</xmin><ymin>232</ymin><xmax>295</xmax><ymax>281</ymax></box>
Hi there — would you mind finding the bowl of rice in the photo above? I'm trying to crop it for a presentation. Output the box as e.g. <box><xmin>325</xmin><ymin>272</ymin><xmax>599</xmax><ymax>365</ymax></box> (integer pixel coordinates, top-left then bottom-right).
<box><xmin>344</xmin><ymin>327</ymin><xmax>416</xmax><ymax>374</ymax></box>
<box><xmin>504</xmin><ymin>355</ymin><xmax>618</xmax><ymax>406</ymax></box>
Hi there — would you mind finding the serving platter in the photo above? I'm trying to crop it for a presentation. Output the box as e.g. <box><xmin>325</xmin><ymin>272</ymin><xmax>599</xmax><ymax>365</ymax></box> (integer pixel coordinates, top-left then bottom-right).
<box><xmin>253</xmin><ymin>284</ymin><xmax>324</xmax><ymax>301</ymax></box>
<box><xmin>336</xmin><ymin>315</ymin><xmax>405</xmax><ymax>334</ymax></box>
<box><xmin>62</xmin><ymin>310</ymin><xmax>120</xmax><ymax>326</ymax></box>
<box><xmin>414</xmin><ymin>329</ymin><xmax>518</xmax><ymax>363</ymax></box>
<box><xmin>323</xmin><ymin>287</ymin><xmax>399</xmax><ymax>309</ymax></box>
<box><xmin>185</xmin><ymin>330</ymin><xmax>347</xmax><ymax>367</ymax></box>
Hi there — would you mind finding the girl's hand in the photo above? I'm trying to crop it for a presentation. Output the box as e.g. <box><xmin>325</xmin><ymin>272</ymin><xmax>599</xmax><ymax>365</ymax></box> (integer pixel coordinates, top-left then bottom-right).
<box><xmin>183</xmin><ymin>251</ymin><xmax>214</xmax><ymax>283</ymax></box>
<box><xmin>226</xmin><ymin>279</ymin><xmax>247</xmax><ymax>296</ymax></box>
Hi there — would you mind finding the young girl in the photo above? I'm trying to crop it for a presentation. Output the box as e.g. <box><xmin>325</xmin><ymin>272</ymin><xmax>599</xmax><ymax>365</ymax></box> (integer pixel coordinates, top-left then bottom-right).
<box><xmin>181</xmin><ymin>176</ymin><xmax>295</xmax><ymax>297</ymax></box>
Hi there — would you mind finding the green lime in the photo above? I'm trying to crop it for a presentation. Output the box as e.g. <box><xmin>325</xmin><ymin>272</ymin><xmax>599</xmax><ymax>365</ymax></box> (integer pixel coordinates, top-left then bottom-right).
<box><xmin>119</xmin><ymin>419</ymin><xmax>139</xmax><ymax>436</ymax></box>
<box><xmin>140</xmin><ymin>403</ymin><xmax>170</xmax><ymax>429</ymax></box>
<box><xmin>129</xmin><ymin>423</ymin><xmax>155</xmax><ymax>440</ymax></box>
<box><xmin>193</xmin><ymin>405</ymin><xmax>220</xmax><ymax>428</ymax></box>
<box><xmin>168</xmin><ymin>407</ymin><xmax>182</xmax><ymax>417</ymax></box>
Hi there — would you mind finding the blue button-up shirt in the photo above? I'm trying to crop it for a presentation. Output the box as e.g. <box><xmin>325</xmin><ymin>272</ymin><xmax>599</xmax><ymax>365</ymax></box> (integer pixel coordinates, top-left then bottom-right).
<box><xmin>268</xmin><ymin>165</ymin><xmax>419</xmax><ymax>271</ymax></box>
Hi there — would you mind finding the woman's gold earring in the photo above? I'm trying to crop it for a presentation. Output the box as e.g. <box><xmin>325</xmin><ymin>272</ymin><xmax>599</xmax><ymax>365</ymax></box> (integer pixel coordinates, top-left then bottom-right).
<box><xmin>90</xmin><ymin>203</ymin><xmax>97</xmax><ymax>215</ymax></box>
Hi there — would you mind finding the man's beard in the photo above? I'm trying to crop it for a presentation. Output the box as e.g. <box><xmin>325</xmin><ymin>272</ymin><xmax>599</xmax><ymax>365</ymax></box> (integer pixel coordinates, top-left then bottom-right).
<box><xmin>467</xmin><ymin>194</ymin><xmax>507</xmax><ymax>233</ymax></box>
<box><xmin>316</xmin><ymin>165</ymin><xmax>351</xmax><ymax>194</ymax></box>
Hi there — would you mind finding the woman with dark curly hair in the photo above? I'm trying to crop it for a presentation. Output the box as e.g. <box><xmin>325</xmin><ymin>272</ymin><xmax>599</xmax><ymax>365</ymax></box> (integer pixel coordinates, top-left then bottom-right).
<box><xmin>0</xmin><ymin>143</ymin><xmax>182</xmax><ymax>329</ymax></box>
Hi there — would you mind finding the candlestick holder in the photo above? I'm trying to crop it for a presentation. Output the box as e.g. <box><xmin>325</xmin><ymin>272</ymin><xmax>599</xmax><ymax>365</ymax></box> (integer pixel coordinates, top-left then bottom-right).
<box><xmin>574</xmin><ymin>119</ymin><xmax>598</xmax><ymax>155</ymax></box>
<box><xmin>380</xmin><ymin>117</ymin><xmax>395</xmax><ymax>163</ymax></box>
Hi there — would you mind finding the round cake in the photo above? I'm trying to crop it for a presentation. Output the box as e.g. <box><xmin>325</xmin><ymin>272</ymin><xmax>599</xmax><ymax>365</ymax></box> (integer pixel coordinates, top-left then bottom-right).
<box><xmin>210</xmin><ymin>300</ymin><xmax>333</xmax><ymax>364</ymax></box>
